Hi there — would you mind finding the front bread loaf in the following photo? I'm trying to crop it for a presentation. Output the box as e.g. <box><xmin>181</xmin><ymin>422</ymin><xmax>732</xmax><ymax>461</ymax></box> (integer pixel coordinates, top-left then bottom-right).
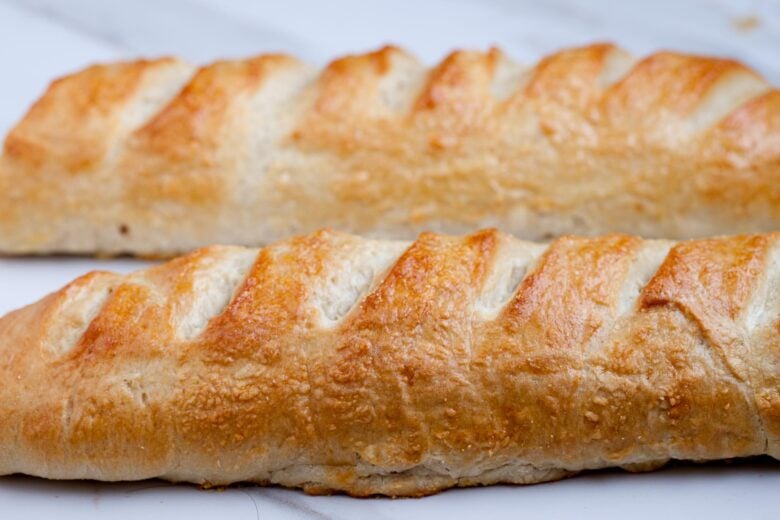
<box><xmin>0</xmin><ymin>43</ymin><xmax>778</xmax><ymax>255</ymax></box>
<box><xmin>0</xmin><ymin>229</ymin><xmax>777</xmax><ymax>496</ymax></box>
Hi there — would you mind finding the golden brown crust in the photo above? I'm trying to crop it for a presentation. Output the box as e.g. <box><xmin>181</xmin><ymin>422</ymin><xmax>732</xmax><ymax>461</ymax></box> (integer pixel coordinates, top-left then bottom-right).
<box><xmin>0</xmin><ymin>44</ymin><xmax>777</xmax><ymax>256</ymax></box>
<box><xmin>125</xmin><ymin>55</ymin><xmax>304</xmax><ymax>209</ymax></box>
<box><xmin>4</xmin><ymin>58</ymin><xmax>179</xmax><ymax>172</ymax></box>
<box><xmin>0</xmin><ymin>229</ymin><xmax>777</xmax><ymax>496</ymax></box>
<box><xmin>603</xmin><ymin>52</ymin><xmax>757</xmax><ymax>120</ymax></box>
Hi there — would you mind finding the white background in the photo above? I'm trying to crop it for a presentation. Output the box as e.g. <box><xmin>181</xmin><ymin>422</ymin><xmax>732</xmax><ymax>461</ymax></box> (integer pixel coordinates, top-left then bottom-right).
<box><xmin>1</xmin><ymin>0</ymin><xmax>779</xmax><ymax>518</ymax></box>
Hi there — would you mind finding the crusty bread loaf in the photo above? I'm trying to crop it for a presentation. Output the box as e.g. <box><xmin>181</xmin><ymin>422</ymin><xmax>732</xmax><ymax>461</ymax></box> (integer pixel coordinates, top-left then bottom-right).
<box><xmin>0</xmin><ymin>44</ymin><xmax>778</xmax><ymax>256</ymax></box>
<box><xmin>0</xmin><ymin>228</ymin><xmax>777</xmax><ymax>496</ymax></box>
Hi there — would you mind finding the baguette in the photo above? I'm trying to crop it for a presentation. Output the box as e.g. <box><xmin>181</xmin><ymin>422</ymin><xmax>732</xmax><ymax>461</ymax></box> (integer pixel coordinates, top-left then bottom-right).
<box><xmin>0</xmin><ymin>228</ymin><xmax>778</xmax><ymax>496</ymax></box>
<box><xmin>1</xmin><ymin>44</ymin><xmax>778</xmax><ymax>256</ymax></box>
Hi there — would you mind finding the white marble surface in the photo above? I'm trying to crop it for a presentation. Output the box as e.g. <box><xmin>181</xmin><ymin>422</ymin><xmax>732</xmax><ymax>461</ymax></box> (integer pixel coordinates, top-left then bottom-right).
<box><xmin>1</xmin><ymin>0</ymin><xmax>779</xmax><ymax>518</ymax></box>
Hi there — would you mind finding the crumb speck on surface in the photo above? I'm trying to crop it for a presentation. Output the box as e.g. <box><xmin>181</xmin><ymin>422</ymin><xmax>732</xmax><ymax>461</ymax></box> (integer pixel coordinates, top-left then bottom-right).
<box><xmin>731</xmin><ymin>15</ymin><xmax>760</xmax><ymax>32</ymax></box>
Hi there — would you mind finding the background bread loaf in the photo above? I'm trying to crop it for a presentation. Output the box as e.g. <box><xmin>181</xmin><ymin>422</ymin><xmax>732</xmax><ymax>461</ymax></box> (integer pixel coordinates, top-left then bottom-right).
<box><xmin>0</xmin><ymin>229</ymin><xmax>777</xmax><ymax>496</ymax></box>
<box><xmin>0</xmin><ymin>44</ymin><xmax>778</xmax><ymax>255</ymax></box>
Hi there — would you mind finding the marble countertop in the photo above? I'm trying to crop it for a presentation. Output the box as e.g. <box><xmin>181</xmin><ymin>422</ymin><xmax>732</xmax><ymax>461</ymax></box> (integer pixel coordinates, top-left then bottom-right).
<box><xmin>0</xmin><ymin>0</ymin><xmax>779</xmax><ymax>518</ymax></box>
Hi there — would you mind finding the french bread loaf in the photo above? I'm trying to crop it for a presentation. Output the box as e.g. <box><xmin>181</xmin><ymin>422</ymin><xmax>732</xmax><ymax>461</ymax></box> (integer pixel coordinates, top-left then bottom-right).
<box><xmin>0</xmin><ymin>229</ymin><xmax>777</xmax><ymax>496</ymax></box>
<box><xmin>1</xmin><ymin>44</ymin><xmax>778</xmax><ymax>256</ymax></box>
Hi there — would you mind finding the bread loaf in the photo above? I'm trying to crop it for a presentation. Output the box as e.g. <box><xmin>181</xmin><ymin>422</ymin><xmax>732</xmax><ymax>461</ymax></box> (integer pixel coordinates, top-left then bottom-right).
<box><xmin>1</xmin><ymin>44</ymin><xmax>778</xmax><ymax>256</ymax></box>
<box><xmin>1</xmin><ymin>229</ymin><xmax>777</xmax><ymax>496</ymax></box>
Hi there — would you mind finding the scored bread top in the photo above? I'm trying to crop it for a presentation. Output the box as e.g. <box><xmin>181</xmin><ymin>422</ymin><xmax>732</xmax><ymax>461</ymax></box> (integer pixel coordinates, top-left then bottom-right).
<box><xmin>0</xmin><ymin>43</ymin><xmax>778</xmax><ymax>255</ymax></box>
<box><xmin>0</xmin><ymin>229</ymin><xmax>778</xmax><ymax>495</ymax></box>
